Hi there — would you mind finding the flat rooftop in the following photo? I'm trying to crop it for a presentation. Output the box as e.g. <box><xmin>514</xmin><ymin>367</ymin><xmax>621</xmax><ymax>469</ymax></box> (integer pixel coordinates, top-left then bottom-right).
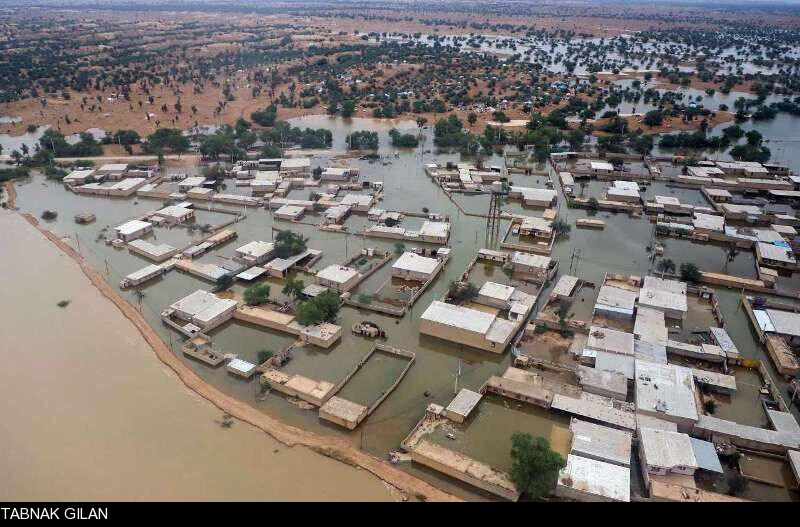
<box><xmin>446</xmin><ymin>389</ymin><xmax>483</xmax><ymax>420</ymax></box>
<box><xmin>569</xmin><ymin>418</ymin><xmax>632</xmax><ymax>467</ymax></box>
<box><xmin>557</xmin><ymin>454</ymin><xmax>630</xmax><ymax>502</ymax></box>
<box><xmin>635</xmin><ymin>361</ymin><xmax>698</xmax><ymax>423</ymax></box>
<box><xmin>392</xmin><ymin>251</ymin><xmax>440</xmax><ymax>275</ymax></box>
<box><xmin>421</xmin><ymin>301</ymin><xmax>496</xmax><ymax>335</ymax></box>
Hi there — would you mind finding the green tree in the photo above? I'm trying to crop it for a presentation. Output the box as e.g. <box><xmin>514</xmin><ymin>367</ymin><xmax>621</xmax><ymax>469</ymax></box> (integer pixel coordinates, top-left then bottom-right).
<box><xmin>509</xmin><ymin>433</ymin><xmax>565</xmax><ymax>500</ymax></box>
<box><xmin>341</xmin><ymin>100</ymin><xmax>356</xmax><ymax>118</ymax></box>
<box><xmin>282</xmin><ymin>278</ymin><xmax>305</xmax><ymax>300</ymax></box>
<box><xmin>244</xmin><ymin>283</ymin><xmax>271</xmax><ymax>306</ymax></box>
<box><xmin>296</xmin><ymin>300</ymin><xmax>325</xmax><ymax>326</ymax></box>
<box><xmin>680</xmin><ymin>262</ymin><xmax>702</xmax><ymax>283</ymax></box>
<box><xmin>274</xmin><ymin>230</ymin><xmax>307</xmax><ymax>259</ymax></box>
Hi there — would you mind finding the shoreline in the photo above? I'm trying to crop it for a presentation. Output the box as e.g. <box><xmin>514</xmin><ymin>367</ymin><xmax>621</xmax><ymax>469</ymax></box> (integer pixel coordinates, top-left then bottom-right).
<box><xmin>14</xmin><ymin>200</ymin><xmax>461</xmax><ymax>502</ymax></box>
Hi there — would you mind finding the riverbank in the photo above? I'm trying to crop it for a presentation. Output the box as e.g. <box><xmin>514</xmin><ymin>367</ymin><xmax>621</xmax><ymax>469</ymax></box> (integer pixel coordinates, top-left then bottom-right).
<box><xmin>3</xmin><ymin>195</ymin><xmax>460</xmax><ymax>502</ymax></box>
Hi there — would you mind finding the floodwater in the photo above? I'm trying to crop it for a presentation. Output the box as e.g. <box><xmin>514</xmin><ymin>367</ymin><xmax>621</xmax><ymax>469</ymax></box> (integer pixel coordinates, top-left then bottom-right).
<box><xmin>7</xmin><ymin>113</ymin><xmax>800</xmax><ymax>501</ymax></box>
<box><xmin>0</xmin><ymin>210</ymin><xmax>394</xmax><ymax>501</ymax></box>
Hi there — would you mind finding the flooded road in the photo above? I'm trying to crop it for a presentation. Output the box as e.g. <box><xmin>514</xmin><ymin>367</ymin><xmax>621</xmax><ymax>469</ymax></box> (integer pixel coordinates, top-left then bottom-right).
<box><xmin>0</xmin><ymin>209</ymin><xmax>394</xmax><ymax>501</ymax></box>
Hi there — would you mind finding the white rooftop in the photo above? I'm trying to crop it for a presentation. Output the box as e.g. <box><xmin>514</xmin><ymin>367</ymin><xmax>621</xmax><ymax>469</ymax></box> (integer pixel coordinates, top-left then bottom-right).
<box><xmin>639</xmin><ymin>427</ymin><xmax>697</xmax><ymax>470</ymax></box>
<box><xmin>557</xmin><ymin>454</ymin><xmax>630</xmax><ymax>502</ymax></box>
<box><xmin>115</xmin><ymin>219</ymin><xmax>152</xmax><ymax>236</ymax></box>
<box><xmin>421</xmin><ymin>301</ymin><xmax>495</xmax><ymax>335</ymax></box>
<box><xmin>419</xmin><ymin>220</ymin><xmax>450</xmax><ymax>239</ymax></box>
<box><xmin>596</xmin><ymin>285</ymin><xmax>637</xmax><ymax>311</ymax></box>
<box><xmin>478</xmin><ymin>281</ymin><xmax>515</xmax><ymax>302</ymax></box>
<box><xmin>446</xmin><ymin>389</ymin><xmax>482</xmax><ymax>419</ymax></box>
<box><xmin>316</xmin><ymin>265</ymin><xmax>359</xmax><ymax>284</ymax></box>
<box><xmin>635</xmin><ymin>361</ymin><xmax>698</xmax><ymax>423</ymax></box>
<box><xmin>392</xmin><ymin>252</ymin><xmax>440</xmax><ymax>276</ymax></box>
<box><xmin>587</xmin><ymin>326</ymin><xmax>635</xmax><ymax>356</ymax></box>
<box><xmin>236</xmin><ymin>240</ymin><xmax>275</xmax><ymax>259</ymax></box>
<box><xmin>569</xmin><ymin>419</ymin><xmax>632</xmax><ymax>467</ymax></box>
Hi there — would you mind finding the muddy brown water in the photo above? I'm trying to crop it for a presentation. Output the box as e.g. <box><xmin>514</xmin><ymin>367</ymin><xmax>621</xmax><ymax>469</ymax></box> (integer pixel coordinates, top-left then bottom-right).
<box><xmin>0</xmin><ymin>210</ymin><xmax>394</xmax><ymax>501</ymax></box>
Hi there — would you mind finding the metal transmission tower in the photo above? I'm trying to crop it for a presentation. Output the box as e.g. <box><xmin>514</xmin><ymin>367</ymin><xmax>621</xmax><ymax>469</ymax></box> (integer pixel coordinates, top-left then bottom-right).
<box><xmin>486</xmin><ymin>189</ymin><xmax>503</xmax><ymax>243</ymax></box>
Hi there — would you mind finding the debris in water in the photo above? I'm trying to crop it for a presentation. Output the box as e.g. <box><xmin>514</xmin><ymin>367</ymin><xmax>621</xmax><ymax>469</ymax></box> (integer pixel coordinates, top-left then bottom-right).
<box><xmin>57</xmin><ymin>300</ymin><xmax>71</xmax><ymax>308</ymax></box>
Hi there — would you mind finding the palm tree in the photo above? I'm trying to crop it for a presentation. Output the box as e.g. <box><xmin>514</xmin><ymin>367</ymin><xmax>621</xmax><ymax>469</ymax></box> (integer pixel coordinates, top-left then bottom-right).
<box><xmin>656</xmin><ymin>258</ymin><xmax>676</xmax><ymax>277</ymax></box>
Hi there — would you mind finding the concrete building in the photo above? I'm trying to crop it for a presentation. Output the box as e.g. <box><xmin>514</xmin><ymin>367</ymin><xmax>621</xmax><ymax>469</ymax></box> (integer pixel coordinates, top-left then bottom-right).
<box><xmin>594</xmin><ymin>285</ymin><xmax>637</xmax><ymax>319</ymax></box>
<box><xmin>509</xmin><ymin>186</ymin><xmax>557</xmax><ymax>207</ymax></box>
<box><xmin>445</xmin><ymin>389</ymin><xmax>482</xmax><ymax>423</ymax></box>
<box><xmin>589</xmin><ymin>161</ymin><xmax>614</xmax><ymax>175</ymax></box>
<box><xmin>62</xmin><ymin>168</ymin><xmax>96</xmax><ymax>186</ymax></box>
<box><xmin>178</xmin><ymin>176</ymin><xmax>206</xmax><ymax>191</ymax></box>
<box><xmin>316</xmin><ymin>265</ymin><xmax>361</xmax><ymax>292</ymax></box>
<box><xmin>569</xmin><ymin>419</ymin><xmax>632</xmax><ymax>467</ymax></box>
<box><xmin>635</xmin><ymin>361</ymin><xmax>698</xmax><ymax>432</ymax></box>
<box><xmin>755</xmin><ymin>242</ymin><xmax>797</xmax><ymax>271</ymax></box>
<box><xmin>114</xmin><ymin>219</ymin><xmax>153</xmax><ymax>242</ymax></box>
<box><xmin>556</xmin><ymin>454</ymin><xmax>630</xmax><ymax>502</ymax></box>
<box><xmin>633</xmin><ymin>306</ymin><xmax>668</xmax><ymax>346</ymax></box>
<box><xmin>234</xmin><ymin>241</ymin><xmax>275</xmax><ymax>265</ymax></box>
<box><xmin>419</xmin><ymin>301</ymin><xmax>517</xmax><ymax>353</ymax></box>
<box><xmin>274</xmin><ymin>204</ymin><xmax>306</xmax><ymax>221</ymax></box>
<box><xmin>166</xmin><ymin>290</ymin><xmax>237</xmax><ymax>334</ymax></box>
<box><xmin>319</xmin><ymin>396</ymin><xmax>369</xmax><ymax>430</ymax></box>
<box><xmin>227</xmin><ymin>358</ymin><xmax>257</xmax><ymax>379</ymax></box>
<box><xmin>279</xmin><ymin>157</ymin><xmax>311</xmax><ymax>177</ymax></box>
<box><xmin>391</xmin><ymin>251</ymin><xmax>441</xmax><ymax>282</ymax></box>
<box><xmin>586</xmin><ymin>326</ymin><xmax>635</xmax><ymax>357</ymax></box>
<box><xmin>638</xmin><ymin>428</ymin><xmax>722</xmax><ymax>488</ymax></box>
<box><xmin>576</xmin><ymin>366</ymin><xmax>628</xmax><ymax>400</ymax></box>
<box><xmin>510</xmin><ymin>252</ymin><xmax>553</xmax><ymax>282</ymax></box>
<box><xmin>152</xmin><ymin>205</ymin><xmax>194</xmax><ymax>225</ymax></box>
<box><xmin>120</xmin><ymin>264</ymin><xmax>165</xmax><ymax>288</ymax></box>
<box><xmin>260</xmin><ymin>370</ymin><xmax>335</xmax><ymax>406</ymax></box>
<box><xmin>127</xmin><ymin>239</ymin><xmax>179</xmax><ymax>262</ymax></box>
<box><xmin>340</xmin><ymin>193</ymin><xmax>375</xmax><ymax>212</ymax></box>
<box><xmin>638</xmin><ymin>276</ymin><xmax>688</xmax><ymax>320</ymax></box>
<box><xmin>518</xmin><ymin>216</ymin><xmax>553</xmax><ymax>239</ymax></box>
<box><xmin>607</xmin><ymin>180</ymin><xmax>640</xmax><ymax>203</ymax></box>
<box><xmin>95</xmin><ymin>163</ymin><xmax>128</xmax><ymax>178</ymax></box>
<box><xmin>320</xmin><ymin>167</ymin><xmax>353</xmax><ymax>181</ymax></box>
<box><xmin>418</xmin><ymin>220</ymin><xmax>451</xmax><ymax>244</ymax></box>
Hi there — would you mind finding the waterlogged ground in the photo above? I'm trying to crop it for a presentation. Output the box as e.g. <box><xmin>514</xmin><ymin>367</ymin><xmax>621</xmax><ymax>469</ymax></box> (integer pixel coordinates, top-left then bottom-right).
<box><xmin>9</xmin><ymin>114</ymin><xmax>800</xmax><ymax>501</ymax></box>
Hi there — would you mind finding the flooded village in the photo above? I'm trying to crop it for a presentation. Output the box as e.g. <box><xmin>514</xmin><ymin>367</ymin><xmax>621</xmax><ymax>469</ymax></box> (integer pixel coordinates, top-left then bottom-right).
<box><xmin>3</xmin><ymin>0</ymin><xmax>800</xmax><ymax>504</ymax></box>
<box><xmin>2</xmin><ymin>112</ymin><xmax>799</xmax><ymax>502</ymax></box>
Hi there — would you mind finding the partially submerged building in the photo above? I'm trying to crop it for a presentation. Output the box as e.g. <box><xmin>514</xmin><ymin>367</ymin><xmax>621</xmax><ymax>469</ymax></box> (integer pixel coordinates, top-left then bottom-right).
<box><xmin>391</xmin><ymin>251</ymin><xmax>443</xmax><ymax>282</ymax></box>
<box><xmin>420</xmin><ymin>301</ymin><xmax>517</xmax><ymax>353</ymax></box>
<box><xmin>316</xmin><ymin>265</ymin><xmax>361</xmax><ymax>292</ymax></box>
<box><xmin>162</xmin><ymin>290</ymin><xmax>237</xmax><ymax>336</ymax></box>
<box><xmin>114</xmin><ymin>219</ymin><xmax>153</xmax><ymax>242</ymax></box>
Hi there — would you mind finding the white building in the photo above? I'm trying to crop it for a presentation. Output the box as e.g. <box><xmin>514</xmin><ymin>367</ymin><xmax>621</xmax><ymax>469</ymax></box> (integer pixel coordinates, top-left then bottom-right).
<box><xmin>638</xmin><ymin>276</ymin><xmax>688</xmax><ymax>320</ymax></box>
<box><xmin>167</xmin><ymin>290</ymin><xmax>237</xmax><ymax>333</ymax></box>
<box><xmin>392</xmin><ymin>252</ymin><xmax>441</xmax><ymax>282</ymax></box>
<box><xmin>635</xmin><ymin>361</ymin><xmax>698</xmax><ymax>432</ymax></box>
<box><xmin>418</xmin><ymin>220</ymin><xmax>451</xmax><ymax>244</ymax></box>
<box><xmin>316</xmin><ymin>265</ymin><xmax>361</xmax><ymax>292</ymax></box>
<box><xmin>114</xmin><ymin>219</ymin><xmax>153</xmax><ymax>242</ymax></box>
<box><xmin>235</xmin><ymin>241</ymin><xmax>275</xmax><ymax>265</ymax></box>
<box><xmin>420</xmin><ymin>301</ymin><xmax>517</xmax><ymax>353</ymax></box>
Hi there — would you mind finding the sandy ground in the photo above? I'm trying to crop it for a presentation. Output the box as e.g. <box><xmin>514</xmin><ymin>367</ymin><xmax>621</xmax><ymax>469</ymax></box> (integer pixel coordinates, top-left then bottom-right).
<box><xmin>2</xmin><ymin>194</ymin><xmax>461</xmax><ymax>502</ymax></box>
